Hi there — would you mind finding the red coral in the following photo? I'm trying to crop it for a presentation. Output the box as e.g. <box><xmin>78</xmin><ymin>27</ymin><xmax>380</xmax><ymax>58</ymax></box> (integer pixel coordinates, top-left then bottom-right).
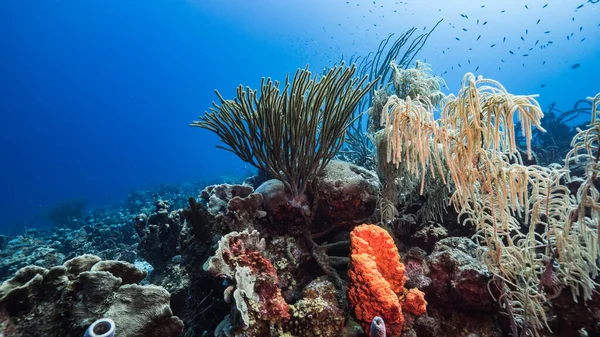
<box><xmin>207</xmin><ymin>230</ymin><xmax>290</xmax><ymax>327</ymax></box>
<box><xmin>229</xmin><ymin>238</ymin><xmax>290</xmax><ymax>324</ymax></box>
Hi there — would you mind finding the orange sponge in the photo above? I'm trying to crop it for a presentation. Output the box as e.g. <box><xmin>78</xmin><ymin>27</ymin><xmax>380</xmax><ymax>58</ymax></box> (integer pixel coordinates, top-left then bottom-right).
<box><xmin>347</xmin><ymin>224</ymin><xmax>426</xmax><ymax>337</ymax></box>
<box><xmin>350</xmin><ymin>224</ymin><xmax>406</xmax><ymax>293</ymax></box>
<box><xmin>347</xmin><ymin>224</ymin><xmax>406</xmax><ymax>335</ymax></box>
<box><xmin>402</xmin><ymin>288</ymin><xmax>427</xmax><ymax>316</ymax></box>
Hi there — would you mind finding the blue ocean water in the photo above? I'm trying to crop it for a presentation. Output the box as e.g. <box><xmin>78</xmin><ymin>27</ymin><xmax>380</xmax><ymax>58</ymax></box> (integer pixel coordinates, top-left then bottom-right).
<box><xmin>0</xmin><ymin>0</ymin><xmax>598</xmax><ymax>235</ymax></box>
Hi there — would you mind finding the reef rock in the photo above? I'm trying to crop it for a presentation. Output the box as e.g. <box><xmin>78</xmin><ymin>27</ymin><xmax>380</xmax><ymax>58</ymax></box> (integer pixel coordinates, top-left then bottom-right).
<box><xmin>255</xmin><ymin>180</ymin><xmax>306</xmax><ymax>235</ymax></box>
<box><xmin>284</xmin><ymin>276</ymin><xmax>345</xmax><ymax>337</ymax></box>
<box><xmin>256</xmin><ymin>161</ymin><xmax>380</xmax><ymax>234</ymax></box>
<box><xmin>0</xmin><ymin>254</ymin><xmax>183</xmax><ymax>337</ymax></box>
<box><xmin>313</xmin><ymin>160</ymin><xmax>380</xmax><ymax>227</ymax></box>
<box><xmin>426</xmin><ymin>237</ymin><xmax>493</xmax><ymax>312</ymax></box>
<box><xmin>416</xmin><ymin>237</ymin><xmax>501</xmax><ymax>337</ymax></box>
<box><xmin>134</xmin><ymin>200</ymin><xmax>184</xmax><ymax>271</ymax></box>
<box><xmin>201</xmin><ymin>183</ymin><xmax>266</xmax><ymax>233</ymax></box>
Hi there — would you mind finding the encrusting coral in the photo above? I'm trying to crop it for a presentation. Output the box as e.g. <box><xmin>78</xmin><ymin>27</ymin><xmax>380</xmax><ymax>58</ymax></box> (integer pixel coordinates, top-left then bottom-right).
<box><xmin>347</xmin><ymin>224</ymin><xmax>427</xmax><ymax>336</ymax></box>
<box><xmin>204</xmin><ymin>230</ymin><xmax>290</xmax><ymax>336</ymax></box>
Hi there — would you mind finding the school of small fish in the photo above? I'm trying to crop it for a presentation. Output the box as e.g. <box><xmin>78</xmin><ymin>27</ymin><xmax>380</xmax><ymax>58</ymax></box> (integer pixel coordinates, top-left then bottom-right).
<box><xmin>337</xmin><ymin>1</ymin><xmax>597</xmax><ymax>90</ymax></box>
<box><xmin>443</xmin><ymin>2</ymin><xmax>594</xmax><ymax>84</ymax></box>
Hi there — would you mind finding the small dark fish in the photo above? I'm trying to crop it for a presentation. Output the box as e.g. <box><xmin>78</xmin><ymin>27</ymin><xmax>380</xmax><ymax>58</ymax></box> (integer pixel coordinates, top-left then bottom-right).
<box><xmin>548</xmin><ymin>40</ymin><xmax>553</xmax><ymax>44</ymax></box>
<box><xmin>576</xmin><ymin>4</ymin><xmax>584</xmax><ymax>9</ymax></box>
<box><xmin>543</xmin><ymin>61</ymin><xmax>546</xmax><ymax>65</ymax></box>
<box><xmin>458</xmin><ymin>63</ymin><xmax>462</xmax><ymax>67</ymax></box>
<box><xmin>477</xmin><ymin>35</ymin><xmax>481</xmax><ymax>40</ymax></box>
<box><xmin>477</xmin><ymin>19</ymin><xmax>480</xmax><ymax>24</ymax></box>
<box><xmin>463</xmin><ymin>28</ymin><xmax>468</xmax><ymax>31</ymax></box>
<box><xmin>523</xmin><ymin>54</ymin><xmax>529</xmax><ymax>56</ymax></box>
<box><xmin>456</xmin><ymin>37</ymin><xmax>460</xmax><ymax>41</ymax></box>
<box><xmin>571</xmin><ymin>63</ymin><xmax>581</xmax><ymax>69</ymax></box>
<box><xmin>461</xmin><ymin>14</ymin><xmax>468</xmax><ymax>19</ymax></box>
<box><xmin>490</xmin><ymin>43</ymin><xmax>496</xmax><ymax>47</ymax></box>
<box><xmin>525</xmin><ymin>4</ymin><xmax>529</xmax><ymax>9</ymax></box>
<box><xmin>535</xmin><ymin>39</ymin><xmax>540</xmax><ymax>45</ymax></box>
<box><xmin>501</xmin><ymin>59</ymin><xmax>505</xmax><ymax>62</ymax></box>
<box><xmin>468</xmin><ymin>59</ymin><xmax>471</xmax><ymax>64</ymax></box>
<box><xmin>581</xmin><ymin>38</ymin><xmax>586</xmax><ymax>42</ymax></box>
<box><xmin>475</xmin><ymin>66</ymin><xmax>480</xmax><ymax>71</ymax></box>
<box><xmin>521</xmin><ymin>36</ymin><xmax>525</xmax><ymax>41</ymax></box>
<box><xmin>481</xmin><ymin>5</ymin><xmax>485</xmax><ymax>8</ymax></box>
<box><xmin>451</xmin><ymin>66</ymin><xmax>454</xmax><ymax>70</ymax></box>
<box><xmin>503</xmin><ymin>37</ymin><xmax>506</xmax><ymax>42</ymax></box>
<box><xmin>567</xmin><ymin>35</ymin><xmax>570</xmax><ymax>41</ymax></box>
<box><xmin>541</xmin><ymin>84</ymin><xmax>546</xmax><ymax>88</ymax></box>
<box><xmin>580</xmin><ymin>26</ymin><xmax>583</xmax><ymax>32</ymax></box>
<box><xmin>544</xmin><ymin>31</ymin><xmax>550</xmax><ymax>34</ymax></box>
<box><xmin>572</xmin><ymin>17</ymin><xmax>575</xmax><ymax>21</ymax></box>
<box><xmin>526</xmin><ymin>29</ymin><xmax>528</xmax><ymax>35</ymax></box>
<box><xmin>443</xmin><ymin>50</ymin><xmax>446</xmax><ymax>54</ymax></box>
<box><xmin>536</xmin><ymin>19</ymin><xmax>541</xmax><ymax>24</ymax></box>
<box><xmin>483</xmin><ymin>21</ymin><xmax>488</xmax><ymax>25</ymax></box>
<box><xmin>442</xmin><ymin>71</ymin><xmax>448</xmax><ymax>75</ymax></box>
<box><xmin>543</xmin><ymin>4</ymin><xmax>548</xmax><ymax>8</ymax></box>
<box><xmin>501</xmin><ymin>10</ymin><xmax>506</xmax><ymax>13</ymax></box>
<box><xmin>509</xmin><ymin>50</ymin><xmax>514</xmax><ymax>54</ymax></box>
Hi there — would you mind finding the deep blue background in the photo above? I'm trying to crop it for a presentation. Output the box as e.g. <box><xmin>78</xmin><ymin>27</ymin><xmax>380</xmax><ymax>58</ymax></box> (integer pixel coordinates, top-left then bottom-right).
<box><xmin>1</xmin><ymin>0</ymin><xmax>598</xmax><ymax>234</ymax></box>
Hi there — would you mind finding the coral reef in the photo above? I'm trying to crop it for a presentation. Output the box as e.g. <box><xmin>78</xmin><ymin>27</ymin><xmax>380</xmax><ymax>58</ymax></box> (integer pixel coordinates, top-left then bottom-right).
<box><xmin>0</xmin><ymin>255</ymin><xmax>183</xmax><ymax>337</ymax></box>
<box><xmin>0</xmin><ymin>218</ymin><xmax>139</xmax><ymax>283</ymax></box>
<box><xmin>3</xmin><ymin>33</ymin><xmax>600</xmax><ymax>337</ymax></box>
